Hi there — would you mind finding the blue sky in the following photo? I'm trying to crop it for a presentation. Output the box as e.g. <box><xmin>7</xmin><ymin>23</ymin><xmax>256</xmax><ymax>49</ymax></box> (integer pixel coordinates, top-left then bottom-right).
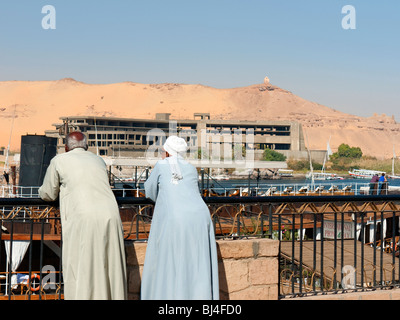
<box><xmin>0</xmin><ymin>1</ymin><xmax>399</xmax><ymax>120</ymax></box>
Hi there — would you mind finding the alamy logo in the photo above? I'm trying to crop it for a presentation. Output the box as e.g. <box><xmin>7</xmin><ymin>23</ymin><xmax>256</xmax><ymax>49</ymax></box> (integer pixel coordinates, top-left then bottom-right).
<box><xmin>341</xmin><ymin>265</ymin><xmax>356</xmax><ymax>289</ymax></box>
<box><xmin>42</xmin><ymin>5</ymin><xmax>56</xmax><ymax>30</ymax></box>
<box><xmin>145</xmin><ymin>121</ymin><xmax>255</xmax><ymax>168</ymax></box>
<box><xmin>41</xmin><ymin>264</ymin><xmax>57</xmax><ymax>290</ymax></box>
<box><xmin>40</xmin><ymin>4</ymin><xmax>357</xmax><ymax>32</ymax></box>
<box><xmin>342</xmin><ymin>5</ymin><xmax>356</xmax><ymax>30</ymax></box>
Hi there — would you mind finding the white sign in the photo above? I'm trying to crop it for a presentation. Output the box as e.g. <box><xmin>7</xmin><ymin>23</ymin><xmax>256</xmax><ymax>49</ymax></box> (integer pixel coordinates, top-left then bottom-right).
<box><xmin>323</xmin><ymin>220</ymin><xmax>354</xmax><ymax>239</ymax></box>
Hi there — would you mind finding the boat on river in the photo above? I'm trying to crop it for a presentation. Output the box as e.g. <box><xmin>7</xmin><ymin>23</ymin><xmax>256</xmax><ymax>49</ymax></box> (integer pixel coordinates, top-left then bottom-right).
<box><xmin>348</xmin><ymin>169</ymin><xmax>385</xmax><ymax>179</ymax></box>
<box><xmin>306</xmin><ymin>172</ymin><xmax>344</xmax><ymax>181</ymax></box>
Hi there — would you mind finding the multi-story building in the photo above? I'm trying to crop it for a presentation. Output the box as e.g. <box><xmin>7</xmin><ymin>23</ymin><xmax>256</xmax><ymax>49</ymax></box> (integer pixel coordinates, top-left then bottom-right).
<box><xmin>45</xmin><ymin>113</ymin><xmax>316</xmax><ymax>161</ymax></box>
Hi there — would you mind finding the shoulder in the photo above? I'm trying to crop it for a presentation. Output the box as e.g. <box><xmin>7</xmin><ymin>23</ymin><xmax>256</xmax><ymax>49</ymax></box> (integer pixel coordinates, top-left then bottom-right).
<box><xmin>157</xmin><ymin>159</ymin><xmax>168</xmax><ymax>165</ymax></box>
<box><xmin>49</xmin><ymin>152</ymin><xmax>67</xmax><ymax>165</ymax></box>
<box><xmin>154</xmin><ymin>159</ymin><xmax>171</xmax><ymax>169</ymax></box>
<box><xmin>179</xmin><ymin>159</ymin><xmax>196</xmax><ymax>170</ymax></box>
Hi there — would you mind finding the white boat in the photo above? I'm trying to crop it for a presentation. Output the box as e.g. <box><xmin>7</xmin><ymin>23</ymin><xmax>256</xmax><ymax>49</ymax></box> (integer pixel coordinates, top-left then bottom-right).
<box><xmin>360</xmin><ymin>185</ymin><xmax>400</xmax><ymax>194</ymax></box>
<box><xmin>207</xmin><ymin>168</ymin><xmax>230</xmax><ymax>180</ymax></box>
<box><xmin>305</xmin><ymin>137</ymin><xmax>344</xmax><ymax>181</ymax></box>
<box><xmin>348</xmin><ymin>169</ymin><xmax>385</xmax><ymax>179</ymax></box>
<box><xmin>306</xmin><ymin>172</ymin><xmax>344</xmax><ymax>180</ymax></box>
<box><xmin>198</xmin><ymin>174</ymin><xmax>230</xmax><ymax>181</ymax></box>
<box><xmin>278</xmin><ymin>169</ymin><xmax>294</xmax><ymax>178</ymax></box>
<box><xmin>212</xmin><ymin>174</ymin><xmax>230</xmax><ymax>181</ymax></box>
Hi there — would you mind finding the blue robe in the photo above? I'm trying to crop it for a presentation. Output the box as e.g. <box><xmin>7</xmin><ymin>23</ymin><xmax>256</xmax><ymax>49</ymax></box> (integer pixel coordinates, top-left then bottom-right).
<box><xmin>141</xmin><ymin>158</ymin><xmax>219</xmax><ymax>300</ymax></box>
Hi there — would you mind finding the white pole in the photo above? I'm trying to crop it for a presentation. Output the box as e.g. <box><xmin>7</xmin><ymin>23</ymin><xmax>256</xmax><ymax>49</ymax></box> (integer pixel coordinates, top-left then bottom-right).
<box><xmin>3</xmin><ymin>105</ymin><xmax>16</xmax><ymax>173</ymax></box>
<box><xmin>303</xmin><ymin>129</ymin><xmax>314</xmax><ymax>188</ymax></box>
<box><xmin>5</xmin><ymin>260</ymin><xmax>8</xmax><ymax>296</ymax></box>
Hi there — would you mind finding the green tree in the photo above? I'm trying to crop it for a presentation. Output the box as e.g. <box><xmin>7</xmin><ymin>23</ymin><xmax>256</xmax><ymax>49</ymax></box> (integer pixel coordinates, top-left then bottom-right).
<box><xmin>331</xmin><ymin>143</ymin><xmax>362</xmax><ymax>159</ymax></box>
<box><xmin>262</xmin><ymin>148</ymin><xmax>286</xmax><ymax>161</ymax></box>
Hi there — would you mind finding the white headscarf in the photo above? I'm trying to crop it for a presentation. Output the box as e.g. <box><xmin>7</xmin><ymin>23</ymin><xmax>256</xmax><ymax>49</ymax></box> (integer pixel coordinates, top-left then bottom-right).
<box><xmin>163</xmin><ymin>136</ymin><xmax>188</xmax><ymax>184</ymax></box>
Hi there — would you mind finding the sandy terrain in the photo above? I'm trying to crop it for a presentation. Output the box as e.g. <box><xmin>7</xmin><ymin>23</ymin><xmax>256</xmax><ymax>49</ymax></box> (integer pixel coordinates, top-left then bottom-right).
<box><xmin>0</xmin><ymin>78</ymin><xmax>399</xmax><ymax>159</ymax></box>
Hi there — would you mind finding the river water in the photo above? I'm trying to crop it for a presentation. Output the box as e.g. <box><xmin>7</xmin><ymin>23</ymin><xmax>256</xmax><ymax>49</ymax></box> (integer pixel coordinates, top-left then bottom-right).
<box><xmin>197</xmin><ymin>177</ymin><xmax>400</xmax><ymax>195</ymax></box>
<box><xmin>117</xmin><ymin>176</ymin><xmax>400</xmax><ymax>196</ymax></box>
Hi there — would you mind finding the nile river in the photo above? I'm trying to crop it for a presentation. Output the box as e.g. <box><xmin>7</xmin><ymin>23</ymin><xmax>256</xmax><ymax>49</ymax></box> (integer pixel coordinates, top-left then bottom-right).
<box><xmin>118</xmin><ymin>176</ymin><xmax>400</xmax><ymax>196</ymax></box>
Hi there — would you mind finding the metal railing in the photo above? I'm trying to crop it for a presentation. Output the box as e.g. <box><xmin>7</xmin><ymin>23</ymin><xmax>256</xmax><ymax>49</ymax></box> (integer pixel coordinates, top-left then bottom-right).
<box><xmin>274</xmin><ymin>198</ymin><xmax>400</xmax><ymax>298</ymax></box>
<box><xmin>202</xmin><ymin>195</ymin><xmax>400</xmax><ymax>297</ymax></box>
<box><xmin>0</xmin><ymin>205</ymin><xmax>62</xmax><ymax>300</ymax></box>
<box><xmin>1</xmin><ymin>195</ymin><xmax>400</xmax><ymax>299</ymax></box>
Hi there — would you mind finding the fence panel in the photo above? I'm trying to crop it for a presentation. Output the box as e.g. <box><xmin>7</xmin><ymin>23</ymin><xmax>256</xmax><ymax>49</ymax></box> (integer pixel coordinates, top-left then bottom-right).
<box><xmin>1</xmin><ymin>195</ymin><xmax>400</xmax><ymax>299</ymax></box>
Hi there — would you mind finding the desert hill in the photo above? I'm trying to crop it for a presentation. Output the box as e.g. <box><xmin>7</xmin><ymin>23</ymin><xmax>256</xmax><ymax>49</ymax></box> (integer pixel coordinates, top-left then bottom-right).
<box><xmin>0</xmin><ymin>78</ymin><xmax>399</xmax><ymax>159</ymax></box>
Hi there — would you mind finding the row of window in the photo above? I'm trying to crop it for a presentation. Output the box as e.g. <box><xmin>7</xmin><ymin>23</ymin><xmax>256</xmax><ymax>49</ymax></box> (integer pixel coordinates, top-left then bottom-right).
<box><xmin>88</xmin><ymin>140</ymin><xmax>290</xmax><ymax>150</ymax></box>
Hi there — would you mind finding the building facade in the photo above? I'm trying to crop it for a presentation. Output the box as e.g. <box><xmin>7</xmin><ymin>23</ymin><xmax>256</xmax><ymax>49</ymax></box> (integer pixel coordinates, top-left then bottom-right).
<box><xmin>45</xmin><ymin>113</ymin><xmax>313</xmax><ymax>161</ymax></box>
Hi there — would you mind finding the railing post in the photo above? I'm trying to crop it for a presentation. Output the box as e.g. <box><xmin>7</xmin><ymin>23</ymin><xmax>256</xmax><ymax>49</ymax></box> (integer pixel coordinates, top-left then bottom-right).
<box><xmin>313</xmin><ymin>212</ymin><xmax>317</xmax><ymax>293</ymax></box>
<box><xmin>299</xmin><ymin>213</ymin><xmax>303</xmax><ymax>294</ymax></box>
<box><xmin>278</xmin><ymin>213</ymin><xmax>282</xmax><ymax>296</ymax></box>
<box><xmin>58</xmin><ymin>235</ymin><xmax>63</xmax><ymax>300</ymax></box>
<box><xmin>380</xmin><ymin>210</ymin><xmax>384</xmax><ymax>286</ymax></box>
<box><xmin>333</xmin><ymin>211</ymin><xmax>337</xmax><ymax>291</ymax></box>
<box><xmin>320</xmin><ymin>213</ymin><xmax>324</xmax><ymax>293</ymax></box>
<box><xmin>373</xmin><ymin>211</ymin><xmax>377</xmax><ymax>287</ymax></box>
<box><xmin>360</xmin><ymin>212</ymin><xmax>365</xmax><ymax>289</ymax></box>
<box><xmin>0</xmin><ymin>217</ymin><xmax>2</xmax><ymax>295</ymax></box>
<box><xmin>38</xmin><ymin>218</ymin><xmax>45</xmax><ymax>300</ymax></box>
<box><xmin>236</xmin><ymin>207</ymin><xmax>241</xmax><ymax>238</ymax></box>
<box><xmin>392</xmin><ymin>210</ymin><xmax>396</xmax><ymax>284</ymax></box>
<box><xmin>340</xmin><ymin>211</ymin><xmax>345</xmax><ymax>289</ymax></box>
<box><xmin>268</xmin><ymin>204</ymin><xmax>273</xmax><ymax>238</ymax></box>
<box><xmin>260</xmin><ymin>204</ymin><xmax>264</xmax><ymax>238</ymax></box>
<box><xmin>27</xmin><ymin>219</ymin><xmax>34</xmax><ymax>300</ymax></box>
<box><xmin>291</xmin><ymin>213</ymin><xmax>295</xmax><ymax>294</ymax></box>
<box><xmin>6</xmin><ymin>220</ymin><xmax>14</xmax><ymax>299</ymax></box>
<box><xmin>353</xmin><ymin>210</ymin><xmax>358</xmax><ymax>289</ymax></box>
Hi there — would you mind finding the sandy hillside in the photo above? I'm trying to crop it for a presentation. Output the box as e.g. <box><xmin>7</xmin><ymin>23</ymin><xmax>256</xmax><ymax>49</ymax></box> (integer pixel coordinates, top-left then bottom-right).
<box><xmin>0</xmin><ymin>78</ymin><xmax>399</xmax><ymax>159</ymax></box>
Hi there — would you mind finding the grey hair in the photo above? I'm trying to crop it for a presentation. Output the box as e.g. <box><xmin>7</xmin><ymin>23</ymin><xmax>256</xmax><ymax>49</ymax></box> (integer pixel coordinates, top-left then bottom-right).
<box><xmin>66</xmin><ymin>133</ymin><xmax>88</xmax><ymax>151</ymax></box>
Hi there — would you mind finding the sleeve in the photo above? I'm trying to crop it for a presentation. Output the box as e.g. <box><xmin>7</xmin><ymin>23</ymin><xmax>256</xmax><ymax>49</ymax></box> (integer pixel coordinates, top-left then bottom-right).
<box><xmin>38</xmin><ymin>158</ymin><xmax>60</xmax><ymax>201</ymax></box>
<box><xmin>144</xmin><ymin>163</ymin><xmax>161</xmax><ymax>202</ymax></box>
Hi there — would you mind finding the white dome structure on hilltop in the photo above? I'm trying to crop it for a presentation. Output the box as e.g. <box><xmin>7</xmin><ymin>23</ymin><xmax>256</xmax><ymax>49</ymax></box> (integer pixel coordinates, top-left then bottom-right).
<box><xmin>263</xmin><ymin>76</ymin><xmax>270</xmax><ymax>85</ymax></box>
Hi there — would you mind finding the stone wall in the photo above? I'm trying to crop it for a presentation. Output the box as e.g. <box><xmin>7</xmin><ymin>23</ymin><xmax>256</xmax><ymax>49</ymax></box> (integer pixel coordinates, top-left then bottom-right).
<box><xmin>286</xmin><ymin>288</ymin><xmax>400</xmax><ymax>300</ymax></box>
<box><xmin>125</xmin><ymin>238</ymin><xmax>279</xmax><ymax>300</ymax></box>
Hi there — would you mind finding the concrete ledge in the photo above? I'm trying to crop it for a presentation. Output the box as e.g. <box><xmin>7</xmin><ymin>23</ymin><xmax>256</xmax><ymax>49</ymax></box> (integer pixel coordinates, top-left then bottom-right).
<box><xmin>125</xmin><ymin>238</ymin><xmax>280</xmax><ymax>300</ymax></box>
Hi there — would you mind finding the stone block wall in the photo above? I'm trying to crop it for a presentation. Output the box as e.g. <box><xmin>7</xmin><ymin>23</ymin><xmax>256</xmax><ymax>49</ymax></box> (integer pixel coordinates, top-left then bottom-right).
<box><xmin>125</xmin><ymin>238</ymin><xmax>279</xmax><ymax>300</ymax></box>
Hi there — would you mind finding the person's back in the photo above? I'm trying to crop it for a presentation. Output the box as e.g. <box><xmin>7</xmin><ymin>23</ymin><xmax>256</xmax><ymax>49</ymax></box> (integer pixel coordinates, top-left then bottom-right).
<box><xmin>369</xmin><ymin>175</ymin><xmax>379</xmax><ymax>195</ymax></box>
<box><xmin>39</xmin><ymin>132</ymin><xmax>127</xmax><ymax>300</ymax></box>
<box><xmin>153</xmin><ymin>158</ymin><xmax>208</xmax><ymax>221</ymax></box>
<box><xmin>377</xmin><ymin>173</ymin><xmax>388</xmax><ymax>195</ymax></box>
<box><xmin>141</xmin><ymin>136</ymin><xmax>219</xmax><ymax>300</ymax></box>
<box><xmin>47</xmin><ymin>148</ymin><xmax>118</xmax><ymax>218</ymax></box>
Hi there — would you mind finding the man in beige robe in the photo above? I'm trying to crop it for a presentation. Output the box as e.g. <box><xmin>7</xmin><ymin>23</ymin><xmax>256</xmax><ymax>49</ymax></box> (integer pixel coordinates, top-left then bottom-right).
<box><xmin>39</xmin><ymin>132</ymin><xmax>127</xmax><ymax>300</ymax></box>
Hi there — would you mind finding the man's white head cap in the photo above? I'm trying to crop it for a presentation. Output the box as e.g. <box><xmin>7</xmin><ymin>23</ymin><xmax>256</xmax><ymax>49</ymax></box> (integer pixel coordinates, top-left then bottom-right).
<box><xmin>163</xmin><ymin>135</ymin><xmax>188</xmax><ymax>157</ymax></box>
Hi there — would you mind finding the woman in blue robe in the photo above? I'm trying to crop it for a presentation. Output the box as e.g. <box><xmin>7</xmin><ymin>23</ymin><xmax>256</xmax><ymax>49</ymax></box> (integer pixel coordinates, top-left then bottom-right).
<box><xmin>141</xmin><ymin>136</ymin><xmax>219</xmax><ymax>300</ymax></box>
